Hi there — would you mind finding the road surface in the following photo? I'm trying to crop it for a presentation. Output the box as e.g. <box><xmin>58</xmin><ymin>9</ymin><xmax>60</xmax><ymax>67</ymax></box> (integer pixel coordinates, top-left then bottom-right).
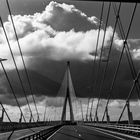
<box><xmin>0</xmin><ymin>126</ymin><xmax>51</xmax><ymax>140</ymax></box>
<box><xmin>47</xmin><ymin>125</ymin><xmax>127</xmax><ymax>140</ymax></box>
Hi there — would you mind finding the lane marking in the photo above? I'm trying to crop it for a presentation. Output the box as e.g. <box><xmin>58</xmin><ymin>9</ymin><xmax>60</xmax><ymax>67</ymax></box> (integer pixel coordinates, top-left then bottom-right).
<box><xmin>47</xmin><ymin>126</ymin><xmax>63</xmax><ymax>140</ymax></box>
<box><xmin>85</xmin><ymin>124</ymin><xmax>140</xmax><ymax>140</ymax></box>
<box><xmin>93</xmin><ymin>127</ymin><xmax>140</xmax><ymax>140</ymax></box>
<box><xmin>81</xmin><ymin>125</ymin><xmax>125</xmax><ymax>140</ymax></box>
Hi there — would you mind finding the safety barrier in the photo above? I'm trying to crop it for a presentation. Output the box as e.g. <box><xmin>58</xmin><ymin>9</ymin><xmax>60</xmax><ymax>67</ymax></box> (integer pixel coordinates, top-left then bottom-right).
<box><xmin>86</xmin><ymin>123</ymin><xmax>140</xmax><ymax>137</ymax></box>
<box><xmin>18</xmin><ymin>124</ymin><xmax>63</xmax><ymax>140</ymax></box>
<box><xmin>0</xmin><ymin>121</ymin><xmax>60</xmax><ymax>133</ymax></box>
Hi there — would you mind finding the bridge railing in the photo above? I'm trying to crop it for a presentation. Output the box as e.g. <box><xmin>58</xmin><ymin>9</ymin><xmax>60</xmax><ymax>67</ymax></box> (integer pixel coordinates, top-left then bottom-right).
<box><xmin>18</xmin><ymin>124</ymin><xmax>63</xmax><ymax>140</ymax></box>
<box><xmin>85</xmin><ymin>123</ymin><xmax>140</xmax><ymax>137</ymax></box>
<box><xmin>0</xmin><ymin>121</ymin><xmax>52</xmax><ymax>133</ymax></box>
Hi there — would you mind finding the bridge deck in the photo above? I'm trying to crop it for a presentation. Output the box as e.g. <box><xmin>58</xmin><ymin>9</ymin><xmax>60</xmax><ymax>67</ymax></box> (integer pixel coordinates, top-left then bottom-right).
<box><xmin>47</xmin><ymin>125</ymin><xmax>126</xmax><ymax>140</ymax></box>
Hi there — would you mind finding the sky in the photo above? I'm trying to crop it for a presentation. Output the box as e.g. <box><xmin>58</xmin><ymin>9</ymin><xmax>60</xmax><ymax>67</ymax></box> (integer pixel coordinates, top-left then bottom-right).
<box><xmin>0</xmin><ymin>0</ymin><xmax>140</xmax><ymax>122</ymax></box>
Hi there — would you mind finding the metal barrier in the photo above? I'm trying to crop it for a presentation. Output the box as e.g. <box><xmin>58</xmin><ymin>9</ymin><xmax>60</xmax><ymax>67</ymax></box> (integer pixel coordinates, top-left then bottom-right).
<box><xmin>86</xmin><ymin>123</ymin><xmax>140</xmax><ymax>137</ymax></box>
<box><xmin>0</xmin><ymin>121</ymin><xmax>60</xmax><ymax>133</ymax></box>
<box><xmin>18</xmin><ymin>124</ymin><xmax>63</xmax><ymax>140</ymax></box>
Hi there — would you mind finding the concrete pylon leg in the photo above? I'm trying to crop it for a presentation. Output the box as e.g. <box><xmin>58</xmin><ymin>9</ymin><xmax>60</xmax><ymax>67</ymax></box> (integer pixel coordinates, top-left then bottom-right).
<box><xmin>126</xmin><ymin>101</ymin><xmax>133</xmax><ymax>124</ymax></box>
<box><xmin>0</xmin><ymin>108</ymin><xmax>4</xmax><ymax>122</ymax></box>
<box><xmin>61</xmin><ymin>62</ymin><xmax>74</xmax><ymax>123</ymax></box>
<box><xmin>61</xmin><ymin>87</ymin><xmax>74</xmax><ymax>122</ymax></box>
<box><xmin>19</xmin><ymin>113</ymin><xmax>22</xmax><ymax>123</ymax></box>
<box><xmin>106</xmin><ymin>107</ymin><xmax>110</xmax><ymax>123</ymax></box>
<box><xmin>37</xmin><ymin>115</ymin><xmax>39</xmax><ymax>122</ymax></box>
<box><xmin>29</xmin><ymin>114</ymin><xmax>32</xmax><ymax>123</ymax></box>
<box><xmin>96</xmin><ymin>115</ymin><xmax>99</xmax><ymax>122</ymax></box>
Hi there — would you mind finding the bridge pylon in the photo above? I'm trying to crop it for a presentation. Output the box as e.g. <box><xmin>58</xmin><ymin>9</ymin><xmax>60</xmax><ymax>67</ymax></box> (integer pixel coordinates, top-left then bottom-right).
<box><xmin>19</xmin><ymin>112</ymin><xmax>23</xmax><ymax>123</ymax></box>
<box><xmin>126</xmin><ymin>100</ymin><xmax>133</xmax><ymax>124</ymax></box>
<box><xmin>105</xmin><ymin>107</ymin><xmax>110</xmax><ymax>123</ymax></box>
<box><xmin>61</xmin><ymin>61</ymin><xmax>74</xmax><ymax>123</ymax></box>
<box><xmin>29</xmin><ymin>114</ymin><xmax>32</xmax><ymax>123</ymax></box>
<box><xmin>0</xmin><ymin>108</ymin><xmax>4</xmax><ymax>122</ymax></box>
<box><xmin>37</xmin><ymin>115</ymin><xmax>39</xmax><ymax>122</ymax></box>
<box><xmin>95</xmin><ymin>112</ymin><xmax>99</xmax><ymax>122</ymax></box>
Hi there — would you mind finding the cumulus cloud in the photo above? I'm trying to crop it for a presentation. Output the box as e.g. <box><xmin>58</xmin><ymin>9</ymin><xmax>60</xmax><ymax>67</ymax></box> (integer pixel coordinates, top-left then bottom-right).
<box><xmin>1</xmin><ymin>1</ymin><xmax>140</xmax><ymax>121</ymax></box>
<box><xmin>126</xmin><ymin>39</ymin><xmax>140</xmax><ymax>60</ymax></box>
<box><xmin>113</xmin><ymin>38</ymin><xmax>140</xmax><ymax>60</ymax></box>
<box><xmin>0</xmin><ymin>1</ymin><xmax>121</xmax><ymax>70</ymax></box>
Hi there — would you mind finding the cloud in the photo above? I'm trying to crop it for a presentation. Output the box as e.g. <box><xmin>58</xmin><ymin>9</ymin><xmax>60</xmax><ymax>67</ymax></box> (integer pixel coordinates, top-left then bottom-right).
<box><xmin>114</xmin><ymin>38</ymin><xmax>140</xmax><ymax>60</ymax></box>
<box><xmin>0</xmin><ymin>1</ymin><xmax>120</xmax><ymax>71</ymax></box>
<box><xmin>2</xmin><ymin>98</ymin><xmax>140</xmax><ymax>122</ymax></box>
<box><xmin>0</xmin><ymin>1</ymin><xmax>140</xmax><ymax>107</ymax></box>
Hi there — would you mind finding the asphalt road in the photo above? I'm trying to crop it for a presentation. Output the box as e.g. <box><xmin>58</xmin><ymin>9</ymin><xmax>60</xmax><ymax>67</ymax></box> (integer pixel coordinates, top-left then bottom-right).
<box><xmin>47</xmin><ymin>125</ymin><xmax>126</xmax><ymax>140</ymax></box>
<box><xmin>0</xmin><ymin>126</ymin><xmax>51</xmax><ymax>140</ymax></box>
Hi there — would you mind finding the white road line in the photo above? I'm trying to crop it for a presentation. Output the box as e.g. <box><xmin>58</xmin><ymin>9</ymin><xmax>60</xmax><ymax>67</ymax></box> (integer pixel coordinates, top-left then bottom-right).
<box><xmin>81</xmin><ymin>125</ymin><xmax>125</xmax><ymax>140</ymax></box>
<box><xmin>94</xmin><ymin>127</ymin><xmax>140</xmax><ymax>140</ymax></box>
<box><xmin>47</xmin><ymin>126</ymin><xmax>64</xmax><ymax>140</ymax></box>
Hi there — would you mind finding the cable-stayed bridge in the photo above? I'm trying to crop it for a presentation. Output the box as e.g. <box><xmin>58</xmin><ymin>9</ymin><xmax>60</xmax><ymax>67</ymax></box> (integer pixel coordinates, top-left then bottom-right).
<box><xmin>0</xmin><ymin>0</ymin><xmax>140</xmax><ymax>139</ymax></box>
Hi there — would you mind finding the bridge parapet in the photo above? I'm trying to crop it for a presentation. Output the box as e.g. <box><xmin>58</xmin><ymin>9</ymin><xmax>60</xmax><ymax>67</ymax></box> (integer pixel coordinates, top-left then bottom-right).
<box><xmin>85</xmin><ymin>123</ymin><xmax>140</xmax><ymax>138</ymax></box>
<box><xmin>0</xmin><ymin>121</ymin><xmax>60</xmax><ymax>133</ymax></box>
<box><xmin>18</xmin><ymin>124</ymin><xmax>63</xmax><ymax>140</ymax></box>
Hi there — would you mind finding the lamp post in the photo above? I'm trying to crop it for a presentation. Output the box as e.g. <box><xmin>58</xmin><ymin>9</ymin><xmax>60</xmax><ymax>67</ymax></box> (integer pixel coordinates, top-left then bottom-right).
<box><xmin>0</xmin><ymin>58</ymin><xmax>7</xmax><ymax>62</ymax></box>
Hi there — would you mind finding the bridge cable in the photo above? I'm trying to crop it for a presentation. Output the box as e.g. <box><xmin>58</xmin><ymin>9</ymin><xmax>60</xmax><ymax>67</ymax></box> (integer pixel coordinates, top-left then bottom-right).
<box><xmin>118</xmin><ymin>69</ymin><xmax>140</xmax><ymax>122</ymax></box>
<box><xmin>102</xmin><ymin>3</ymin><xmax>138</xmax><ymax>121</ymax></box>
<box><xmin>113</xmin><ymin>3</ymin><xmax>140</xmax><ymax>100</ymax></box>
<box><xmin>0</xmin><ymin>102</ymin><xmax>11</xmax><ymax>122</ymax></box>
<box><xmin>94</xmin><ymin>2</ymin><xmax>121</xmax><ymax>122</ymax></box>
<box><xmin>0</xmin><ymin>16</ymin><xmax>35</xmax><ymax>123</ymax></box>
<box><xmin>43</xmin><ymin>104</ymin><xmax>47</xmax><ymax>122</ymax></box>
<box><xmin>88</xmin><ymin>2</ymin><xmax>105</xmax><ymax>121</ymax></box>
<box><xmin>86</xmin><ymin>98</ymin><xmax>90</xmax><ymax>121</ymax></box>
<box><xmin>0</xmin><ymin>102</ymin><xmax>14</xmax><ymax>140</ymax></box>
<box><xmin>93</xmin><ymin>2</ymin><xmax>112</xmax><ymax>122</ymax></box>
<box><xmin>5</xmin><ymin>0</ymin><xmax>40</xmax><ymax>121</ymax></box>
<box><xmin>0</xmin><ymin>61</ymin><xmax>35</xmax><ymax>132</ymax></box>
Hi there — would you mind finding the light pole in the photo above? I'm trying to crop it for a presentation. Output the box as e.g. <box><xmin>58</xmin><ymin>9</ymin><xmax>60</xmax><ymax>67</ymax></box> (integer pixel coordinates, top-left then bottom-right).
<box><xmin>0</xmin><ymin>58</ymin><xmax>7</xmax><ymax>69</ymax></box>
<box><xmin>0</xmin><ymin>58</ymin><xmax>7</xmax><ymax>62</ymax></box>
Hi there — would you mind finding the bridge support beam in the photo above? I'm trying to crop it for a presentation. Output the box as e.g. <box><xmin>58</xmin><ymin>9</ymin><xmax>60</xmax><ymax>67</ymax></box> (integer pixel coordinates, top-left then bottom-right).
<box><xmin>61</xmin><ymin>87</ymin><xmax>74</xmax><ymax>122</ymax></box>
<box><xmin>89</xmin><ymin>112</ymin><xmax>92</xmax><ymax>122</ymax></box>
<box><xmin>95</xmin><ymin>112</ymin><xmax>99</xmax><ymax>122</ymax></box>
<box><xmin>105</xmin><ymin>107</ymin><xmax>110</xmax><ymax>123</ymax></box>
<box><xmin>0</xmin><ymin>108</ymin><xmax>4</xmax><ymax>122</ymax></box>
<box><xmin>19</xmin><ymin>113</ymin><xmax>23</xmax><ymax>123</ymax></box>
<box><xmin>61</xmin><ymin>62</ymin><xmax>74</xmax><ymax>123</ymax></box>
<box><xmin>126</xmin><ymin>101</ymin><xmax>133</xmax><ymax>124</ymax></box>
<box><xmin>29</xmin><ymin>114</ymin><xmax>32</xmax><ymax>123</ymax></box>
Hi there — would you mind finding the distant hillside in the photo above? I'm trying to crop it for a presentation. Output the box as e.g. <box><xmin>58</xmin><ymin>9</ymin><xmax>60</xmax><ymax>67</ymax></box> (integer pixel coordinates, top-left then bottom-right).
<box><xmin>0</xmin><ymin>69</ymin><xmax>60</xmax><ymax>97</ymax></box>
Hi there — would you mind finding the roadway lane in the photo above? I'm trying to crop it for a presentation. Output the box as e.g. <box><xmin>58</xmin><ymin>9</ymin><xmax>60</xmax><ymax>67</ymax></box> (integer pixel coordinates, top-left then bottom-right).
<box><xmin>47</xmin><ymin>125</ymin><xmax>126</xmax><ymax>140</ymax></box>
<box><xmin>0</xmin><ymin>126</ymin><xmax>51</xmax><ymax>140</ymax></box>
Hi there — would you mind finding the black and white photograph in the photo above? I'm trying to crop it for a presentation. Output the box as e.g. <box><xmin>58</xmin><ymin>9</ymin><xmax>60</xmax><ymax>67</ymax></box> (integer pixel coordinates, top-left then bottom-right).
<box><xmin>0</xmin><ymin>0</ymin><xmax>140</xmax><ymax>139</ymax></box>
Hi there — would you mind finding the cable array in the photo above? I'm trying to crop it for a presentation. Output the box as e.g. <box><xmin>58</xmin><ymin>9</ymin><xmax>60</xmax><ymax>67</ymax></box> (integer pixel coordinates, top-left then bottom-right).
<box><xmin>0</xmin><ymin>16</ymin><xmax>35</xmax><ymax>123</ymax></box>
<box><xmin>85</xmin><ymin>2</ymin><xmax>138</xmax><ymax>123</ymax></box>
<box><xmin>0</xmin><ymin>61</ymin><xmax>34</xmax><ymax>132</ymax></box>
<box><xmin>5</xmin><ymin>0</ymin><xmax>40</xmax><ymax>121</ymax></box>
<box><xmin>102</xmin><ymin>3</ymin><xmax>137</xmax><ymax>122</ymax></box>
<box><xmin>87</xmin><ymin>2</ymin><xmax>105</xmax><ymax>121</ymax></box>
<box><xmin>93</xmin><ymin>2</ymin><xmax>112</xmax><ymax>121</ymax></box>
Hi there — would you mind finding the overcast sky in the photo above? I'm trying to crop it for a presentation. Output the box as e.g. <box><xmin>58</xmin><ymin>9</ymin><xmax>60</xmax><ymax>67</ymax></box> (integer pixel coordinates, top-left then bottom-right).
<box><xmin>0</xmin><ymin>0</ymin><xmax>140</xmax><ymax>122</ymax></box>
